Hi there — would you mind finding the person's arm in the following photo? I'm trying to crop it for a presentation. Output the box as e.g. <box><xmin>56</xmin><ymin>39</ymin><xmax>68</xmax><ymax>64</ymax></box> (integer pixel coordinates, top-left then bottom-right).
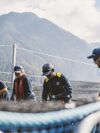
<box><xmin>42</xmin><ymin>82</ymin><xmax>48</xmax><ymax>102</ymax></box>
<box><xmin>0</xmin><ymin>88</ymin><xmax>7</xmax><ymax>96</ymax></box>
<box><xmin>61</xmin><ymin>74</ymin><xmax>72</xmax><ymax>102</ymax></box>
<box><xmin>23</xmin><ymin>76</ymin><xmax>35</xmax><ymax>99</ymax></box>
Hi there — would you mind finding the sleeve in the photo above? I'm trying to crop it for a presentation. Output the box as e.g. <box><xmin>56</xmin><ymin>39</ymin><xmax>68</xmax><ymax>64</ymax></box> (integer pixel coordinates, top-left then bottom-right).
<box><xmin>23</xmin><ymin>76</ymin><xmax>35</xmax><ymax>99</ymax></box>
<box><xmin>61</xmin><ymin>74</ymin><xmax>72</xmax><ymax>100</ymax></box>
<box><xmin>24</xmin><ymin>77</ymin><xmax>32</xmax><ymax>92</ymax></box>
<box><xmin>42</xmin><ymin>81</ymin><xmax>48</xmax><ymax>101</ymax></box>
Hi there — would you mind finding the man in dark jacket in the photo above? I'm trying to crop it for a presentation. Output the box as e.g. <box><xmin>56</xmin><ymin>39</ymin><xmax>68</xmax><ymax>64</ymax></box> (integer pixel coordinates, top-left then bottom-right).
<box><xmin>42</xmin><ymin>63</ymin><xmax>72</xmax><ymax>103</ymax></box>
<box><xmin>11</xmin><ymin>65</ymin><xmax>36</xmax><ymax>101</ymax></box>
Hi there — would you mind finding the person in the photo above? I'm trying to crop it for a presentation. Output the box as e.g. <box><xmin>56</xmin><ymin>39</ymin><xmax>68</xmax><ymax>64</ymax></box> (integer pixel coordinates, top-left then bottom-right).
<box><xmin>87</xmin><ymin>47</ymin><xmax>100</xmax><ymax>99</ymax></box>
<box><xmin>87</xmin><ymin>47</ymin><xmax>100</xmax><ymax>68</ymax></box>
<box><xmin>0</xmin><ymin>80</ymin><xmax>9</xmax><ymax>100</ymax></box>
<box><xmin>42</xmin><ymin>63</ymin><xmax>72</xmax><ymax>103</ymax></box>
<box><xmin>10</xmin><ymin>65</ymin><xmax>36</xmax><ymax>101</ymax></box>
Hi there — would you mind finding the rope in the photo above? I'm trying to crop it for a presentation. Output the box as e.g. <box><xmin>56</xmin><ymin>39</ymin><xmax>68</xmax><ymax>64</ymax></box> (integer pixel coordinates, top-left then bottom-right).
<box><xmin>0</xmin><ymin>71</ymin><xmax>42</xmax><ymax>78</ymax></box>
<box><xmin>17</xmin><ymin>47</ymin><xmax>94</xmax><ymax>66</ymax></box>
<box><xmin>28</xmin><ymin>74</ymin><xmax>43</xmax><ymax>78</ymax></box>
<box><xmin>0</xmin><ymin>71</ymin><xmax>12</xmax><ymax>74</ymax></box>
<box><xmin>0</xmin><ymin>102</ymin><xmax>100</xmax><ymax>132</ymax></box>
<box><xmin>3</xmin><ymin>81</ymin><xmax>12</xmax><ymax>84</ymax></box>
<box><xmin>0</xmin><ymin>71</ymin><xmax>43</xmax><ymax>86</ymax></box>
<box><xmin>0</xmin><ymin>45</ymin><xmax>94</xmax><ymax>66</ymax></box>
<box><xmin>0</xmin><ymin>45</ymin><xmax>12</xmax><ymax>47</ymax></box>
<box><xmin>0</xmin><ymin>45</ymin><xmax>96</xmax><ymax>85</ymax></box>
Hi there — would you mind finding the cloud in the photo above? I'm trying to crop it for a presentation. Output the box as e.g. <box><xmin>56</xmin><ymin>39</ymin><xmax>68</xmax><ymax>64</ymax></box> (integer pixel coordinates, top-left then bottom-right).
<box><xmin>0</xmin><ymin>0</ymin><xmax>100</xmax><ymax>42</ymax></box>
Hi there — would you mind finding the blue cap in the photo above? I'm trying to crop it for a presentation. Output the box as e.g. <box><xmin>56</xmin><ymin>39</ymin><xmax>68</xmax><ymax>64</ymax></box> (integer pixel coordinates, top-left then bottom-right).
<box><xmin>87</xmin><ymin>48</ymin><xmax>100</xmax><ymax>59</ymax></box>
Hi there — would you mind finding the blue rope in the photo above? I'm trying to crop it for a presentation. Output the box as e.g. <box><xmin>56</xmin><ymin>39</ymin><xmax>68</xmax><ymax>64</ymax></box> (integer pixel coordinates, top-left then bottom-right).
<box><xmin>0</xmin><ymin>102</ymin><xmax>100</xmax><ymax>132</ymax></box>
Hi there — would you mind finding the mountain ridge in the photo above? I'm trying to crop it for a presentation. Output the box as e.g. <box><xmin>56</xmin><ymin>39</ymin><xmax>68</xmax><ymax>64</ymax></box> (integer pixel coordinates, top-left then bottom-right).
<box><xmin>0</xmin><ymin>12</ymin><xmax>99</xmax><ymax>82</ymax></box>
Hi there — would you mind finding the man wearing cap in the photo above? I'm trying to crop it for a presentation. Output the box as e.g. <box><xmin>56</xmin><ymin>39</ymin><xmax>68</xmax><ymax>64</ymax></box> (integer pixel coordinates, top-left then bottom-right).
<box><xmin>87</xmin><ymin>48</ymin><xmax>100</xmax><ymax>68</ymax></box>
<box><xmin>42</xmin><ymin>63</ymin><xmax>72</xmax><ymax>103</ymax></box>
<box><xmin>87</xmin><ymin>47</ymin><xmax>100</xmax><ymax>99</ymax></box>
<box><xmin>10</xmin><ymin>65</ymin><xmax>36</xmax><ymax>101</ymax></box>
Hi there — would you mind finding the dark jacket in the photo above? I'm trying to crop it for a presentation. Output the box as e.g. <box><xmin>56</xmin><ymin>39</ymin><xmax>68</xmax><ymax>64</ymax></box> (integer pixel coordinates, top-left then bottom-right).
<box><xmin>11</xmin><ymin>75</ymin><xmax>35</xmax><ymax>101</ymax></box>
<box><xmin>42</xmin><ymin>72</ymin><xmax>72</xmax><ymax>102</ymax></box>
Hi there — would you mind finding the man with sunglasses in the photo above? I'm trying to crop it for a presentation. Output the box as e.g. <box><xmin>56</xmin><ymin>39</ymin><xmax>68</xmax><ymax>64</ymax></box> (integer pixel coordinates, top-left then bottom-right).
<box><xmin>10</xmin><ymin>65</ymin><xmax>36</xmax><ymax>101</ymax></box>
<box><xmin>42</xmin><ymin>63</ymin><xmax>72</xmax><ymax>103</ymax></box>
<box><xmin>87</xmin><ymin>47</ymin><xmax>100</xmax><ymax>99</ymax></box>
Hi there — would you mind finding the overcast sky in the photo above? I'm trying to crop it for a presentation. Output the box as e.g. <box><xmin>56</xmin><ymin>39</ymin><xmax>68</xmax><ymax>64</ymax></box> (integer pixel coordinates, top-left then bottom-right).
<box><xmin>0</xmin><ymin>0</ymin><xmax>100</xmax><ymax>43</ymax></box>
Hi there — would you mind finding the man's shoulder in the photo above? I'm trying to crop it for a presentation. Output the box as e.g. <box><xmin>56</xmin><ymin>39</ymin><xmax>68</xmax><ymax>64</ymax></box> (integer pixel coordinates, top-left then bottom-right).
<box><xmin>22</xmin><ymin>75</ymin><xmax>30</xmax><ymax>82</ymax></box>
<box><xmin>23</xmin><ymin>75</ymin><xmax>28</xmax><ymax>79</ymax></box>
<box><xmin>56</xmin><ymin>72</ymin><xmax>62</xmax><ymax>77</ymax></box>
<box><xmin>56</xmin><ymin>72</ymin><xmax>67</xmax><ymax>80</ymax></box>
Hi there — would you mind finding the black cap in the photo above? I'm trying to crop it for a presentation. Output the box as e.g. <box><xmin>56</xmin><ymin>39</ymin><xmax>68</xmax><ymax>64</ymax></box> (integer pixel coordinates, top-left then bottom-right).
<box><xmin>42</xmin><ymin>63</ymin><xmax>54</xmax><ymax>76</ymax></box>
<box><xmin>87</xmin><ymin>48</ymin><xmax>100</xmax><ymax>59</ymax></box>
<box><xmin>14</xmin><ymin>65</ymin><xmax>24</xmax><ymax>73</ymax></box>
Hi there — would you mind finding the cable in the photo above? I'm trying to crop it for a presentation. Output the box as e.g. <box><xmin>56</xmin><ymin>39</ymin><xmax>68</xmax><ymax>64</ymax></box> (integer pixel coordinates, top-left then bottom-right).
<box><xmin>0</xmin><ymin>72</ymin><xmax>42</xmax><ymax>78</ymax></box>
<box><xmin>0</xmin><ymin>45</ymin><xmax>12</xmax><ymax>47</ymax></box>
<box><xmin>0</xmin><ymin>71</ymin><xmax>43</xmax><ymax>86</ymax></box>
<box><xmin>28</xmin><ymin>74</ymin><xmax>43</xmax><ymax>78</ymax></box>
<box><xmin>0</xmin><ymin>71</ymin><xmax>12</xmax><ymax>74</ymax></box>
<box><xmin>3</xmin><ymin>81</ymin><xmax>12</xmax><ymax>84</ymax></box>
<box><xmin>17</xmin><ymin>47</ymin><xmax>94</xmax><ymax>66</ymax></box>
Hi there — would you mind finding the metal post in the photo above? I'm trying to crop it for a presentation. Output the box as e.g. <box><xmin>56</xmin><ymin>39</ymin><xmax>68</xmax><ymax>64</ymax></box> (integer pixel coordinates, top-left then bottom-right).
<box><xmin>11</xmin><ymin>44</ymin><xmax>17</xmax><ymax>88</ymax></box>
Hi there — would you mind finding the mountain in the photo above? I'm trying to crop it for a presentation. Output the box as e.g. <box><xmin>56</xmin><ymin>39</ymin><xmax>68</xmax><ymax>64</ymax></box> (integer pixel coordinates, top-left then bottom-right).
<box><xmin>0</xmin><ymin>12</ymin><xmax>99</xmax><ymax>83</ymax></box>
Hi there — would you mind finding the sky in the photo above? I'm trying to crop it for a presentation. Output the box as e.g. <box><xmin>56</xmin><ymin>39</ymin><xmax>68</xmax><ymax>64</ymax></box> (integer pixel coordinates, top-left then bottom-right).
<box><xmin>0</xmin><ymin>0</ymin><xmax>100</xmax><ymax>43</ymax></box>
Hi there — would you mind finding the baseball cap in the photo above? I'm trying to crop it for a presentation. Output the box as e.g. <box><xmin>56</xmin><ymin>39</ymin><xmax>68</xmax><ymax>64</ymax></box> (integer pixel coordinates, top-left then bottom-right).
<box><xmin>42</xmin><ymin>63</ymin><xmax>54</xmax><ymax>76</ymax></box>
<box><xmin>87</xmin><ymin>48</ymin><xmax>100</xmax><ymax>60</ymax></box>
<box><xmin>14</xmin><ymin>65</ymin><xmax>24</xmax><ymax>73</ymax></box>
